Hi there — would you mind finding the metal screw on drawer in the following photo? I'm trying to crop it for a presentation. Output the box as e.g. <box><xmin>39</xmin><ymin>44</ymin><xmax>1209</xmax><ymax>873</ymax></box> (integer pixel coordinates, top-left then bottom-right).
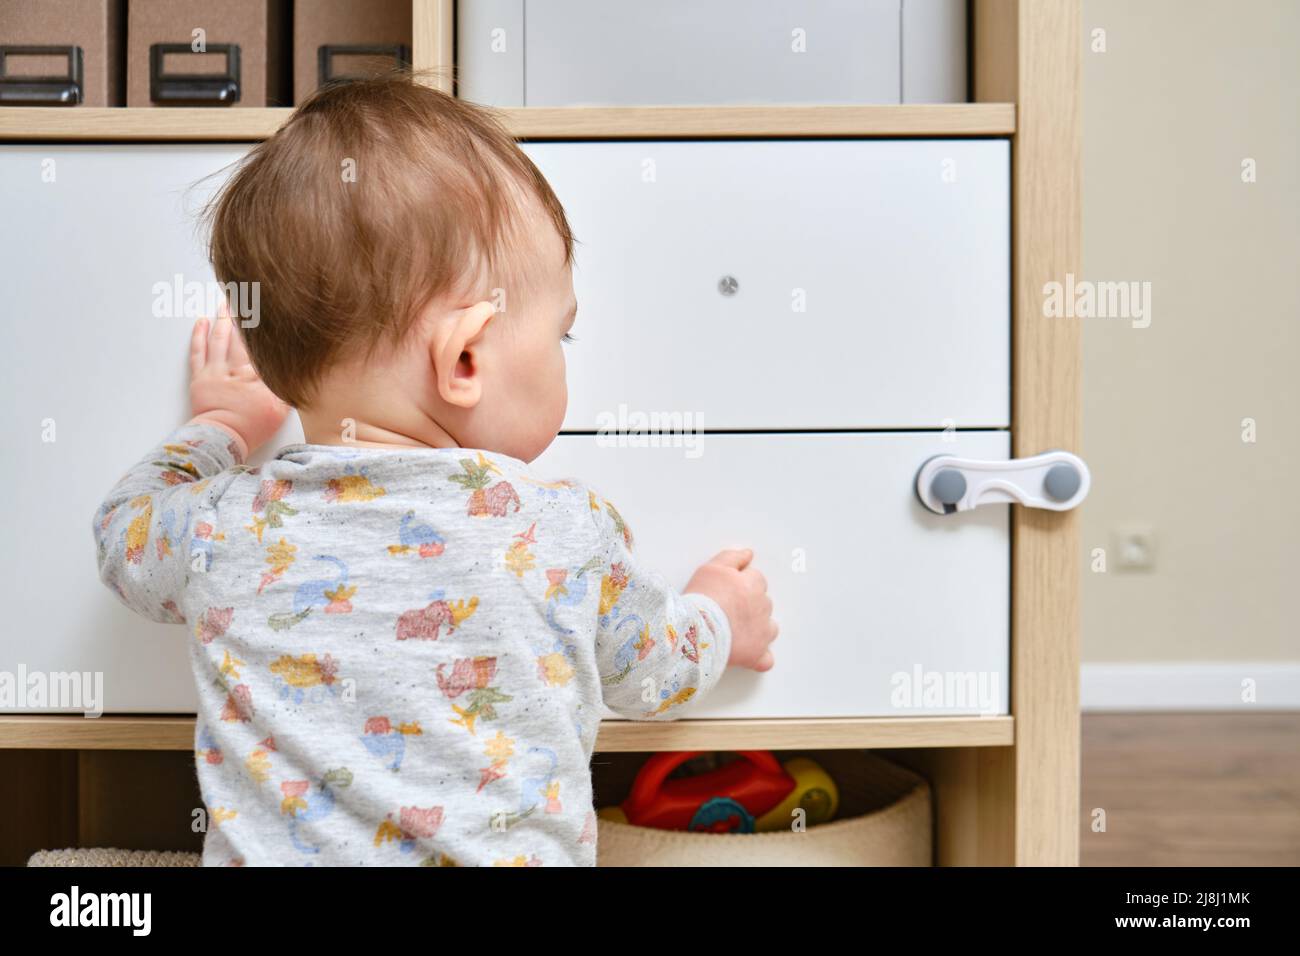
<box><xmin>717</xmin><ymin>275</ymin><xmax>739</xmax><ymax>296</ymax></box>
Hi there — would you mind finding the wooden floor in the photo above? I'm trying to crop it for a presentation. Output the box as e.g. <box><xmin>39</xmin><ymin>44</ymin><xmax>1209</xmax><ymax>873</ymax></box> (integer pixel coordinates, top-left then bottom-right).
<box><xmin>1080</xmin><ymin>713</ymin><xmax>1300</xmax><ymax>867</ymax></box>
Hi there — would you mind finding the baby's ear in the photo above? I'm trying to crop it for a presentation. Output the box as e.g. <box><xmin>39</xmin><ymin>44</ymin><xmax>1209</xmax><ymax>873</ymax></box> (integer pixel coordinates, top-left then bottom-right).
<box><xmin>430</xmin><ymin>300</ymin><xmax>495</xmax><ymax>408</ymax></box>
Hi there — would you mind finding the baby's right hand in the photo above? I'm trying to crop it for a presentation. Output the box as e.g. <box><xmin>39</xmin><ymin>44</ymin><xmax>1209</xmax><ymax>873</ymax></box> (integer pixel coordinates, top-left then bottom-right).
<box><xmin>685</xmin><ymin>549</ymin><xmax>777</xmax><ymax>672</ymax></box>
<box><xmin>188</xmin><ymin>312</ymin><xmax>288</xmax><ymax>460</ymax></box>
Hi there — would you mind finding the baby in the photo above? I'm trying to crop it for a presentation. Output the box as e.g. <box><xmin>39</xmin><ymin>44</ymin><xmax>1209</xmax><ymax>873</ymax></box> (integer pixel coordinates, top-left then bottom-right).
<box><xmin>93</xmin><ymin>75</ymin><xmax>777</xmax><ymax>866</ymax></box>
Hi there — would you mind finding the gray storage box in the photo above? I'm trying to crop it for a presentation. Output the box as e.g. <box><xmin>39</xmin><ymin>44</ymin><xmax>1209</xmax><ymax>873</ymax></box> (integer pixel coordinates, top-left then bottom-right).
<box><xmin>457</xmin><ymin>0</ymin><xmax>966</xmax><ymax>107</ymax></box>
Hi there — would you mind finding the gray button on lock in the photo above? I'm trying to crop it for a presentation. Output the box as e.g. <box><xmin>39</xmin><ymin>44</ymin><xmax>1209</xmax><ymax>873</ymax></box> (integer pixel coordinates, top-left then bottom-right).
<box><xmin>717</xmin><ymin>275</ymin><xmax>739</xmax><ymax>296</ymax></box>
<box><xmin>931</xmin><ymin>469</ymin><xmax>967</xmax><ymax>505</ymax></box>
<box><xmin>1043</xmin><ymin>464</ymin><xmax>1082</xmax><ymax>502</ymax></box>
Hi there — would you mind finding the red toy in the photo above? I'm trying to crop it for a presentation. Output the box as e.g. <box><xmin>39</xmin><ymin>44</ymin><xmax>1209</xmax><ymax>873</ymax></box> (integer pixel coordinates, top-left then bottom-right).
<box><xmin>602</xmin><ymin>750</ymin><xmax>839</xmax><ymax>834</ymax></box>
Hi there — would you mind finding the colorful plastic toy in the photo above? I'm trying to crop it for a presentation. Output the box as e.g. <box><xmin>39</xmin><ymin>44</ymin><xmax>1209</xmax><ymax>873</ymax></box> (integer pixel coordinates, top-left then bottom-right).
<box><xmin>598</xmin><ymin>750</ymin><xmax>839</xmax><ymax>833</ymax></box>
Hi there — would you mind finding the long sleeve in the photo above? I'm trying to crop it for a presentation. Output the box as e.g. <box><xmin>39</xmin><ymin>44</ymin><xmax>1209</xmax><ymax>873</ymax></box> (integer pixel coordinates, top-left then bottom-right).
<box><xmin>588</xmin><ymin>490</ymin><xmax>732</xmax><ymax>720</ymax></box>
<box><xmin>92</xmin><ymin>422</ymin><xmax>244</xmax><ymax>624</ymax></box>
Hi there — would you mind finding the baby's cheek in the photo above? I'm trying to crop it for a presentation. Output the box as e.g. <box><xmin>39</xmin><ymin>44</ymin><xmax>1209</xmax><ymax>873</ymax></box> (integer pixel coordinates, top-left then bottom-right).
<box><xmin>556</xmin><ymin>352</ymin><xmax>569</xmax><ymax>413</ymax></box>
<box><xmin>546</xmin><ymin>365</ymin><xmax>568</xmax><ymax>435</ymax></box>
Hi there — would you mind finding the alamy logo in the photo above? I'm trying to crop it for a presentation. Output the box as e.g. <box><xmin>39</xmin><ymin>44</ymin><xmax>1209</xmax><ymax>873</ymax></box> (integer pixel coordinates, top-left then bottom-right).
<box><xmin>49</xmin><ymin>886</ymin><xmax>151</xmax><ymax>936</ymax></box>
<box><xmin>1042</xmin><ymin>272</ymin><xmax>1152</xmax><ymax>328</ymax></box>
<box><xmin>0</xmin><ymin>664</ymin><xmax>102</xmax><ymax>717</ymax></box>
<box><xmin>890</xmin><ymin>665</ymin><xmax>1002</xmax><ymax>715</ymax></box>
<box><xmin>595</xmin><ymin>404</ymin><xmax>704</xmax><ymax>459</ymax></box>
<box><xmin>151</xmin><ymin>274</ymin><xmax>260</xmax><ymax>328</ymax></box>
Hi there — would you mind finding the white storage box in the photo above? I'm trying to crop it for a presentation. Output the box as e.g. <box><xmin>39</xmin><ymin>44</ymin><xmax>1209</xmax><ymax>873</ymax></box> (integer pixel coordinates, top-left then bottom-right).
<box><xmin>458</xmin><ymin>0</ymin><xmax>967</xmax><ymax>106</ymax></box>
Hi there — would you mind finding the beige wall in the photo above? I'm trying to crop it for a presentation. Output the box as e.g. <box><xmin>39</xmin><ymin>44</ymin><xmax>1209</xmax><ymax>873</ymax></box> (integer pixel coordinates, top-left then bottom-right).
<box><xmin>1081</xmin><ymin>0</ymin><xmax>1299</xmax><ymax>661</ymax></box>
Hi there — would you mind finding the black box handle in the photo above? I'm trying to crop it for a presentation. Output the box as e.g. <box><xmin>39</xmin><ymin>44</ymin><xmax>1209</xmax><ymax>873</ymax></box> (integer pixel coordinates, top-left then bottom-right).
<box><xmin>149</xmin><ymin>43</ymin><xmax>241</xmax><ymax>106</ymax></box>
<box><xmin>0</xmin><ymin>45</ymin><xmax>83</xmax><ymax>105</ymax></box>
<box><xmin>318</xmin><ymin>44</ymin><xmax>410</xmax><ymax>87</ymax></box>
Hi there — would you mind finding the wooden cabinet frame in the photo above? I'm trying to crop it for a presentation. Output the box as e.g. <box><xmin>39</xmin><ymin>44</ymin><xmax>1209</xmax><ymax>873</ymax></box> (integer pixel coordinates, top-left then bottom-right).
<box><xmin>0</xmin><ymin>0</ymin><xmax>1080</xmax><ymax>866</ymax></box>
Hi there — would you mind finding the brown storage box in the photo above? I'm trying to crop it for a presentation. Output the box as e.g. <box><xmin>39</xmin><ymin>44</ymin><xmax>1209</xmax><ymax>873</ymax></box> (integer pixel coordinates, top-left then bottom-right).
<box><xmin>126</xmin><ymin>0</ymin><xmax>288</xmax><ymax>107</ymax></box>
<box><xmin>595</xmin><ymin>751</ymin><xmax>933</xmax><ymax>867</ymax></box>
<box><xmin>293</xmin><ymin>0</ymin><xmax>411</xmax><ymax>103</ymax></box>
<box><xmin>0</xmin><ymin>0</ymin><xmax>125</xmax><ymax>106</ymax></box>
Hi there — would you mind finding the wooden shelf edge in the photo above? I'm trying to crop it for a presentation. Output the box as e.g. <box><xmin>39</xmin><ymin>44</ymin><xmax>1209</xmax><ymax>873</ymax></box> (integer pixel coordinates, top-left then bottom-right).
<box><xmin>0</xmin><ymin>108</ymin><xmax>294</xmax><ymax>142</ymax></box>
<box><xmin>0</xmin><ymin>104</ymin><xmax>1015</xmax><ymax>143</ymax></box>
<box><xmin>502</xmin><ymin>104</ymin><xmax>1016</xmax><ymax>139</ymax></box>
<box><xmin>0</xmin><ymin>714</ymin><xmax>1013</xmax><ymax>752</ymax></box>
<box><xmin>0</xmin><ymin>715</ymin><xmax>198</xmax><ymax>750</ymax></box>
<box><xmin>596</xmin><ymin>715</ymin><xmax>1014</xmax><ymax>751</ymax></box>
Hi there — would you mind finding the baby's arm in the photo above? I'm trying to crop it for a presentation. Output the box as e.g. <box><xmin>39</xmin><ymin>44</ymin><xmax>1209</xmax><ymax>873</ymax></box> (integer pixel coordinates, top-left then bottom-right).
<box><xmin>93</xmin><ymin>315</ymin><xmax>287</xmax><ymax>623</ymax></box>
<box><xmin>590</xmin><ymin>495</ymin><xmax>777</xmax><ymax>721</ymax></box>
<box><xmin>93</xmin><ymin>422</ymin><xmax>244</xmax><ymax>622</ymax></box>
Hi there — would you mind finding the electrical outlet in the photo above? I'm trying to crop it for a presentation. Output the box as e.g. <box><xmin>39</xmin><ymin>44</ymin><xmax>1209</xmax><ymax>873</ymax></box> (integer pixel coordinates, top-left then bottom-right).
<box><xmin>1114</xmin><ymin>526</ymin><xmax>1156</xmax><ymax>571</ymax></box>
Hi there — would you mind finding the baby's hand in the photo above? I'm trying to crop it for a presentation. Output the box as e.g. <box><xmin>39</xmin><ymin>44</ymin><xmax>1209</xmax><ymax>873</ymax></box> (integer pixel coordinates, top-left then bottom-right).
<box><xmin>685</xmin><ymin>549</ymin><xmax>777</xmax><ymax>672</ymax></box>
<box><xmin>188</xmin><ymin>313</ymin><xmax>288</xmax><ymax>460</ymax></box>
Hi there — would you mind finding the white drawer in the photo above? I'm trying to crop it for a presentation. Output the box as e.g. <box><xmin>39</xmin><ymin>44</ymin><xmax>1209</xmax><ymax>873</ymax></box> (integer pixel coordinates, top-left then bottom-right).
<box><xmin>0</xmin><ymin>146</ymin><xmax>301</xmax><ymax>714</ymax></box>
<box><xmin>524</xmin><ymin>139</ymin><xmax>1011</xmax><ymax>432</ymax></box>
<box><xmin>531</xmin><ymin>431</ymin><xmax>1011</xmax><ymax>718</ymax></box>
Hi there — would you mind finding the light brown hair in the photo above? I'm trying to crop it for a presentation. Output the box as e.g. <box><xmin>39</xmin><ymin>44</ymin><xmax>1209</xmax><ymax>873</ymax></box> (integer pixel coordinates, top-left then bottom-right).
<box><xmin>207</xmin><ymin>73</ymin><xmax>573</xmax><ymax>408</ymax></box>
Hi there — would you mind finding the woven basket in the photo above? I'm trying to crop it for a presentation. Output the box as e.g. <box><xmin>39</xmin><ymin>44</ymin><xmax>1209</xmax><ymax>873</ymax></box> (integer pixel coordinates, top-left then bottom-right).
<box><xmin>595</xmin><ymin>751</ymin><xmax>931</xmax><ymax>867</ymax></box>
<box><xmin>29</xmin><ymin>848</ymin><xmax>201</xmax><ymax>867</ymax></box>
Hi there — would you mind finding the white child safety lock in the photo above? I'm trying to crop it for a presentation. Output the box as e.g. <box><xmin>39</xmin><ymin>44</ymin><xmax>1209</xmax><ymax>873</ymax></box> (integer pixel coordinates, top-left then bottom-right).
<box><xmin>915</xmin><ymin>451</ymin><xmax>1091</xmax><ymax>515</ymax></box>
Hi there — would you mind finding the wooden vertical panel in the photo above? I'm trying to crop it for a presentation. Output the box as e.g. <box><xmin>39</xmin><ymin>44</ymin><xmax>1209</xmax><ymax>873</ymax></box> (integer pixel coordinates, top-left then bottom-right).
<box><xmin>77</xmin><ymin>751</ymin><xmax>204</xmax><ymax>853</ymax></box>
<box><xmin>974</xmin><ymin>746</ymin><xmax>1016</xmax><ymax>864</ymax></box>
<box><xmin>412</xmin><ymin>0</ymin><xmax>455</xmax><ymax>92</ymax></box>
<box><xmin>893</xmin><ymin>747</ymin><xmax>1015</xmax><ymax>866</ymax></box>
<box><xmin>1010</xmin><ymin>0</ymin><xmax>1081</xmax><ymax>869</ymax></box>
<box><xmin>972</xmin><ymin>0</ymin><xmax>1082</xmax><ymax>865</ymax></box>
<box><xmin>0</xmin><ymin>751</ymin><xmax>78</xmax><ymax>866</ymax></box>
<box><xmin>891</xmin><ymin>749</ymin><xmax>978</xmax><ymax>864</ymax></box>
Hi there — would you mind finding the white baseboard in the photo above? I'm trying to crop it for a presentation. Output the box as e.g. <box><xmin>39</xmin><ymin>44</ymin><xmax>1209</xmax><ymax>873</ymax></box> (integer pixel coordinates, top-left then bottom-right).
<box><xmin>1081</xmin><ymin>662</ymin><xmax>1300</xmax><ymax>711</ymax></box>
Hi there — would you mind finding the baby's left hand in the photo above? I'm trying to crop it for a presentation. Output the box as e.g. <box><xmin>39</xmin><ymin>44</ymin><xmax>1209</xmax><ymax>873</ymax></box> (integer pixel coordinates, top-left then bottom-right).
<box><xmin>188</xmin><ymin>312</ymin><xmax>289</xmax><ymax>460</ymax></box>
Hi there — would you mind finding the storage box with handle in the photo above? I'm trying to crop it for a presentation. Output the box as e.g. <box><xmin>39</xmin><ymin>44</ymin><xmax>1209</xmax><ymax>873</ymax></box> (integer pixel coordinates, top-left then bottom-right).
<box><xmin>126</xmin><ymin>0</ymin><xmax>288</xmax><ymax>107</ymax></box>
<box><xmin>292</xmin><ymin>0</ymin><xmax>411</xmax><ymax>103</ymax></box>
<box><xmin>0</xmin><ymin>0</ymin><xmax>124</xmax><ymax>106</ymax></box>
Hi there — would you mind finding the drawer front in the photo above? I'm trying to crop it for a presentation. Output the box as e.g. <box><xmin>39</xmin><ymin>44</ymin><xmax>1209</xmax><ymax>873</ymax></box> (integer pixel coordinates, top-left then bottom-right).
<box><xmin>524</xmin><ymin>139</ymin><xmax>1011</xmax><ymax>432</ymax></box>
<box><xmin>0</xmin><ymin>146</ymin><xmax>303</xmax><ymax>713</ymax></box>
<box><xmin>460</xmin><ymin>0</ymin><xmax>903</xmax><ymax>107</ymax></box>
<box><xmin>0</xmin><ymin>145</ymin><xmax>1008</xmax><ymax>719</ymax></box>
<box><xmin>531</xmin><ymin>432</ymin><xmax>1011</xmax><ymax>719</ymax></box>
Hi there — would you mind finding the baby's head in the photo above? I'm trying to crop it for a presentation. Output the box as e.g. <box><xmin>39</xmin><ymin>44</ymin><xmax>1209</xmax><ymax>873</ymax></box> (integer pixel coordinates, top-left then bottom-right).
<box><xmin>208</xmin><ymin>73</ymin><xmax>576</xmax><ymax>462</ymax></box>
